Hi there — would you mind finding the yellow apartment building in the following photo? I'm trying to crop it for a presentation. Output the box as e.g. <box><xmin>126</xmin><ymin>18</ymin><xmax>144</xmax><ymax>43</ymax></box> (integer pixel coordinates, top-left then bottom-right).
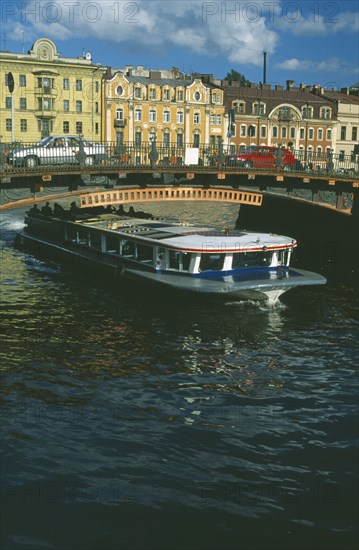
<box><xmin>105</xmin><ymin>70</ymin><xmax>226</xmax><ymax>152</ymax></box>
<box><xmin>0</xmin><ymin>38</ymin><xmax>106</xmax><ymax>143</ymax></box>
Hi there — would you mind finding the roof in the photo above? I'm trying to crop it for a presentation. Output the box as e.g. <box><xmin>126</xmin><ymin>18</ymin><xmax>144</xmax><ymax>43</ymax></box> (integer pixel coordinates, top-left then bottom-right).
<box><xmin>126</xmin><ymin>75</ymin><xmax>191</xmax><ymax>87</ymax></box>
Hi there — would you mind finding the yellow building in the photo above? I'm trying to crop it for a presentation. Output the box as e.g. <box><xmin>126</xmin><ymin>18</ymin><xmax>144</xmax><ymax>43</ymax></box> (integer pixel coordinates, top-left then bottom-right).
<box><xmin>0</xmin><ymin>38</ymin><xmax>106</xmax><ymax>143</ymax></box>
<box><xmin>105</xmin><ymin>70</ymin><xmax>226</xmax><ymax>152</ymax></box>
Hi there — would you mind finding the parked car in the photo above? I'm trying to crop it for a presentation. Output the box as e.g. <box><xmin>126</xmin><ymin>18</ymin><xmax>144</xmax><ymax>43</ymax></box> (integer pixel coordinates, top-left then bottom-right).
<box><xmin>6</xmin><ymin>135</ymin><xmax>106</xmax><ymax>168</ymax></box>
<box><xmin>227</xmin><ymin>146</ymin><xmax>302</xmax><ymax>171</ymax></box>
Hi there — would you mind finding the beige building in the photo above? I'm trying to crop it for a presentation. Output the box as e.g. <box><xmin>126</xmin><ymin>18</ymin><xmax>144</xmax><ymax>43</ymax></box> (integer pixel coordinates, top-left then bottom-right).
<box><xmin>0</xmin><ymin>38</ymin><xmax>106</xmax><ymax>143</ymax></box>
<box><xmin>105</xmin><ymin>70</ymin><xmax>226</xmax><ymax>156</ymax></box>
<box><xmin>315</xmin><ymin>87</ymin><xmax>359</xmax><ymax>160</ymax></box>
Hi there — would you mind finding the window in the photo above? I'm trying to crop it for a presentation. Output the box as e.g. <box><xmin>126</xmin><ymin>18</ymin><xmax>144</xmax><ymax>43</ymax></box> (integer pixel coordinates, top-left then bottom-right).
<box><xmin>290</xmin><ymin>127</ymin><xmax>296</xmax><ymax>139</ymax></box>
<box><xmin>177</xmin><ymin>89</ymin><xmax>183</xmax><ymax>101</ymax></box>
<box><xmin>317</xmin><ymin>147</ymin><xmax>322</xmax><ymax>159</ymax></box>
<box><xmin>149</xmin><ymin>109</ymin><xmax>156</xmax><ymax>122</ymax></box>
<box><xmin>308</xmin><ymin>128</ymin><xmax>314</xmax><ymax>140</ymax></box>
<box><xmin>193</xmin><ymin>134</ymin><xmax>200</xmax><ymax>147</ymax></box>
<box><xmin>299</xmin><ymin>128</ymin><xmax>305</xmax><ymax>139</ymax></box>
<box><xmin>177</xmin><ymin>110</ymin><xmax>183</xmax><ymax>124</ymax></box>
<box><xmin>5</xmin><ymin>97</ymin><xmax>11</xmax><ymax>109</ymax></box>
<box><xmin>340</xmin><ymin>126</ymin><xmax>346</xmax><ymax>140</ymax></box>
<box><xmin>76</xmin><ymin>79</ymin><xmax>82</xmax><ymax>91</ymax></box>
<box><xmin>149</xmin><ymin>131</ymin><xmax>156</xmax><ymax>142</ymax></box>
<box><xmin>116</xmin><ymin>107</ymin><xmax>124</xmax><ymax>120</ymax></box>
<box><xmin>317</xmin><ymin>128</ymin><xmax>323</xmax><ymax>140</ymax></box>
<box><xmin>352</xmin><ymin>127</ymin><xmax>358</xmax><ymax>141</ymax></box>
<box><xmin>38</xmin><ymin>77</ymin><xmax>53</xmax><ymax>91</ymax></box>
<box><xmin>281</xmin><ymin>126</ymin><xmax>287</xmax><ymax>138</ymax></box>
<box><xmin>6</xmin><ymin>119</ymin><xmax>12</xmax><ymax>131</ymax></box>
<box><xmin>19</xmin><ymin>98</ymin><xmax>26</xmax><ymax>110</ymax></box>
<box><xmin>63</xmin><ymin>78</ymin><xmax>69</xmax><ymax>90</ymax></box>
<box><xmin>272</xmin><ymin>126</ymin><xmax>278</xmax><ymax>138</ymax></box>
<box><xmin>210</xmin><ymin>114</ymin><xmax>216</xmax><ymax>125</ymax></box>
<box><xmin>135</xmin><ymin>109</ymin><xmax>142</xmax><ymax>122</ymax></box>
<box><xmin>76</xmin><ymin>100</ymin><xmax>82</xmax><ymax>113</ymax></box>
<box><xmin>339</xmin><ymin>150</ymin><xmax>345</xmax><ymax>161</ymax></box>
<box><xmin>134</xmin><ymin>87</ymin><xmax>141</xmax><ymax>98</ymax></box>
<box><xmin>193</xmin><ymin>112</ymin><xmax>200</xmax><ymax>124</ymax></box>
<box><xmin>260</xmin><ymin>126</ymin><xmax>267</xmax><ymax>138</ymax></box>
<box><xmin>216</xmin><ymin>115</ymin><xmax>222</xmax><ymax>125</ymax></box>
<box><xmin>76</xmin><ymin>121</ymin><xmax>82</xmax><ymax>134</ymax></box>
<box><xmin>95</xmin><ymin>81</ymin><xmax>99</xmax><ymax>93</ymax></box>
<box><xmin>20</xmin><ymin>119</ymin><xmax>27</xmax><ymax>132</ymax></box>
<box><xmin>63</xmin><ymin>100</ymin><xmax>69</xmax><ymax>112</ymax></box>
<box><xmin>212</xmin><ymin>93</ymin><xmax>221</xmax><ymax>104</ymax></box>
<box><xmin>95</xmin><ymin>102</ymin><xmax>99</xmax><ymax>114</ymax></box>
<box><xmin>240</xmin><ymin>125</ymin><xmax>246</xmax><ymax>137</ymax></box>
<box><xmin>194</xmin><ymin>91</ymin><xmax>201</xmax><ymax>101</ymax></box>
<box><xmin>177</xmin><ymin>133</ymin><xmax>183</xmax><ymax>147</ymax></box>
<box><xmin>327</xmin><ymin>129</ymin><xmax>332</xmax><ymax>140</ymax></box>
<box><xmin>163</xmin><ymin>110</ymin><xmax>170</xmax><ymax>123</ymax></box>
<box><xmin>149</xmin><ymin>88</ymin><xmax>156</xmax><ymax>100</ymax></box>
<box><xmin>63</xmin><ymin>121</ymin><xmax>69</xmax><ymax>133</ymax></box>
<box><xmin>253</xmin><ymin>102</ymin><xmax>265</xmax><ymax>115</ymax></box>
<box><xmin>235</xmin><ymin>101</ymin><xmax>245</xmax><ymax>114</ymax></box>
<box><xmin>200</xmin><ymin>253</ymin><xmax>225</xmax><ymax>271</ymax></box>
<box><xmin>320</xmin><ymin>107</ymin><xmax>331</xmax><ymax>119</ymax></box>
<box><xmin>302</xmin><ymin>105</ymin><xmax>313</xmax><ymax>118</ymax></box>
<box><xmin>19</xmin><ymin>75</ymin><xmax>26</xmax><ymax>87</ymax></box>
<box><xmin>95</xmin><ymin>122</ymin><xmax>99</xmax><ymax>135</ymax></box>
<box><xmin>163</xmin><ymin>132</ymin><xmax>170</xmax><ymax>147</ymax></box>
<box><xmin>135</xmin><ymin>131</ymin><xmax>142</xmax><ymax>146</ymax></box>
<box><xmin>163</xmin><ymin>89</ymin><xmax>170</xmax><ymax>101</ymax></box>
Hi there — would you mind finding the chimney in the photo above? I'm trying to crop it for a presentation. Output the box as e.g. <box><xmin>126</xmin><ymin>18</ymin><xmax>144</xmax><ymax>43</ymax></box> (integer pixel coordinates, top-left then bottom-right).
<box><xmin>286</xmin><ymin>79</ymin><xmax>295</xmax><ymax>90</ymax></box>
<box><xmin>340</xmin><ymin>87</ymin><xmax>350</xmax><ymax>95</ymax></box>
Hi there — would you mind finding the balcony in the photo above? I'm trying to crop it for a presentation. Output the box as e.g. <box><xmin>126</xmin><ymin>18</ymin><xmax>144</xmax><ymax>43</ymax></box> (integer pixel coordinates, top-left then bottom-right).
<box><xmin>114</xmin><ymin>118</ymin><xmax>127</xmax><ymax>128</ymax></box>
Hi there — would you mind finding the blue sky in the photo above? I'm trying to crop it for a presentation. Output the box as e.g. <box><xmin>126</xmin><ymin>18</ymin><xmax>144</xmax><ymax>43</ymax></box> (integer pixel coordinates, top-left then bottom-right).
<box><xmin>2</xmin><ymin>1</ymin><xmax>358</xmax><ymax>88</ymax></box>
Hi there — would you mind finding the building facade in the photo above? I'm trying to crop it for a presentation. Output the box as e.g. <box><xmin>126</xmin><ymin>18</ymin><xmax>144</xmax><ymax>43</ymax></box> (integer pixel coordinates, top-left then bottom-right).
<box><xmin>314</xmin><ymin>87</ymin><xmax>359</xmax><ymax>160</ymax></box>
<box><xmin>223</xmin><ymin>81</ymin><xmax>338</xmax><ymax>162</ymax></box>
<box><xmin>105</xmin><ymin>70</ymin><xmax>226</xmax><ymax>151</ymax></box>
<box><xmin>0</xmin><ymin>38</ymin><xmax>106</xmax><ymax>143</ymax></box>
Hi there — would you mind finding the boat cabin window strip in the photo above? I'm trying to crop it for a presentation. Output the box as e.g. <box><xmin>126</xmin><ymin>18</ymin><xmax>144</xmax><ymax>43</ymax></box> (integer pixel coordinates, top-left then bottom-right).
<box><xmin>199</xmin><ymin>253</ymin><xmax>226</xmax><ymax>272</ymax></box>
<box><xmin>232</xmin><ymin>250</ymin><xmax>272</xmax><ymax>268</ymax></box>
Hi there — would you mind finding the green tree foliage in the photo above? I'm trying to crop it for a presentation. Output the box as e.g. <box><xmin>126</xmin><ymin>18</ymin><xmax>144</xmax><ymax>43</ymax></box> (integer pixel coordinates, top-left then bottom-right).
<box><xmin>224</xmin><ymin>69</ymin><xmax>251</xmax><ymax>86</ymax></box>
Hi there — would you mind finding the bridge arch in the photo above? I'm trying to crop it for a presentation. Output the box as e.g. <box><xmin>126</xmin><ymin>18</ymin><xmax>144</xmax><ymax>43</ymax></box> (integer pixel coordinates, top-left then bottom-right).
<box><xmin>79</xmin><ymin>186</ymin><xmax>263</xmax><ymax>209</ymax></box>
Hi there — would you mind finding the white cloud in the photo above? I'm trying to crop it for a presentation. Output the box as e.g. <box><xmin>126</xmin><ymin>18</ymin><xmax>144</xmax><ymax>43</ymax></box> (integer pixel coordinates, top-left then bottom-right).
<box><xmin>275</xmin><ymin>57</ymin><xmax>359</xmax><ymax>75</ymax></box>
<box><xmin>5</xmin><ymin>0</ymin><xmax>279</xmax><ymax>65</ymax></box>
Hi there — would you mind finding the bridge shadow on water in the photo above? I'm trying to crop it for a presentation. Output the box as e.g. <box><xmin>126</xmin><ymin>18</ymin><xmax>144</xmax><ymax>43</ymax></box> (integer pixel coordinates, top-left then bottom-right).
<box><xmin>237</xmin><ymin>194</ymin><xmax>359</xmax><ymax>288</ymax></box>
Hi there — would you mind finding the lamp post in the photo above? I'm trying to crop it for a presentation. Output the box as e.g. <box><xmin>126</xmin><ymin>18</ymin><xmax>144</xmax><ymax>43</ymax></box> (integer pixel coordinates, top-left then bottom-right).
<box><xmin>7</xmin><ymin>72</ymin><xmax>15</xmax><ymax>142</ymax></box>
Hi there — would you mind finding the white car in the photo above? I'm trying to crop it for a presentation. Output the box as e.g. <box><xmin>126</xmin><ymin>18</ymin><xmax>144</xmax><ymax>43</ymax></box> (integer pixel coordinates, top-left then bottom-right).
<box><xmin>7</xmin><ymin>135</ymin><xmax>106</xmax><ymax>168</ymax></box>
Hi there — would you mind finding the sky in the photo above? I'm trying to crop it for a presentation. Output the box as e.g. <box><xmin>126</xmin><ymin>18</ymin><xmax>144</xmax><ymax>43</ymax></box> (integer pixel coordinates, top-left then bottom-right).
<box><xmin>1</xmin><ymin>0</ymin><xmax>358</xmax><ymax>88</ymax></box>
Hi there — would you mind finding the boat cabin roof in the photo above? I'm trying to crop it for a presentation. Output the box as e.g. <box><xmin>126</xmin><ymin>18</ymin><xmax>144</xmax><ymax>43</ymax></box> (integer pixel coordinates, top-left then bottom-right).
<box><xmin>72</xmin><ymin>215</ymin><xmax>297</xmax><ymax>253</ymax></box>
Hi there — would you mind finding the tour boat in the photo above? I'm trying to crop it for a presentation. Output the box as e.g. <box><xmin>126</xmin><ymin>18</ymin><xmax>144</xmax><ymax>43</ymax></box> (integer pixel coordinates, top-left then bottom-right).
<box><xmin>17</xmin><ymin>205</ymin><xmax>326</xmax><ymax>303</ymax></box>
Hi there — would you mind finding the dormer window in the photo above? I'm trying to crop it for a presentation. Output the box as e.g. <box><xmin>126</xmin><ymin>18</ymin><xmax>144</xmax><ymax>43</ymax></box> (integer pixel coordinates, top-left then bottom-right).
<box><xmin>320</xmin><ymin>107</ymin><xmax>331</xmax><ymax>119</ymax></box>
<box><xmin>234</xmin><ymin>101</ymin><xmax>245</xmax><ymax>114</ymax></box>
<box><xmin>253</xmin><ymin>102</ymin><xmax>266</xmax><ymax>115</ymax></box>
<box><xmin>302</xmin><ymin>105</ymin><xmax>313</xmax><ymax>118</ymax></box>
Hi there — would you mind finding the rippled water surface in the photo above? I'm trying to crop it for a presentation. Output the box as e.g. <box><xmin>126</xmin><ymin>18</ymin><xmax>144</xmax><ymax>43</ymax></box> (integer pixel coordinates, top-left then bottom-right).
<box><xmin>1</xmin><ymin>202</ymin><xmax>358</xmax><ymax>550</ymax></box>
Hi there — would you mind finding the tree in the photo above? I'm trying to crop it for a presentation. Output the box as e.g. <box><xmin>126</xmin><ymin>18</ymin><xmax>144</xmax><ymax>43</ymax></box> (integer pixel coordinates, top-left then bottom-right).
<box><xmin>224</xmin><ymin>69</ymin><xmax>251</xmax><ymax>86</ymax></box>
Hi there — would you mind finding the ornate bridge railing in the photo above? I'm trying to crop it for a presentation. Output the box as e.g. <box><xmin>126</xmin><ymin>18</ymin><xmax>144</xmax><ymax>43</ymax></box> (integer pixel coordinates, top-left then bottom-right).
<box><xmin>1</xmin><ymin>141</ymin><xmax>358</xmax><ymax>180</ymax></box>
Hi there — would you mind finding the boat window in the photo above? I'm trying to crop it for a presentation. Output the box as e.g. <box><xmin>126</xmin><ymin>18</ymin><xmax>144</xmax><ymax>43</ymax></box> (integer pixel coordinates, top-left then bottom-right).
<box><xmin>120</xmin><ymin>240</ymin><xmax>135</xmax><ymax>258</ymax></box>
<box><xmin>66</xmin><ymin>226</ymin><xmax>78</xmax><ymax>242</ymax></box>
<box><xmin>106</xmin><ymin>235</ymin><xmax>119</xmax><ymax>254</ymax></box>
<box><xmin>168</xmin><ymin>250</ymin><xmax>191</xmax><ymax>271</ymax></box>
<box><xmin>199</xmin><ymin>253</ymin><xmax>225</xmax><ymax>271</ymax></box>
<box><xmin>89</xmin><ymin>232</ymin><xmax>101</xmax><ymax>250</ymax></box>
<box><xmin>182</xmin><ymin>252</ymin><xmax>191</xmax><ymax>271</ymax></box>
<box><xmin>137</xmin><ymin>244</ymin><xmax>153</xmax><ymax>263</ymax></box>
<box><xmin>232</xmin><ymin>251</ymin><xmax>271</xmax><ymax>268</ymax></box>
<box><xmin>277</xmin><ymin>250</ymin><xmax>286</xmax><ymax>266</ymax></box>
<box><xmin>78</xmin><ymin>228</ymin><xmax>89</xmax><ymax>245</ymax></box>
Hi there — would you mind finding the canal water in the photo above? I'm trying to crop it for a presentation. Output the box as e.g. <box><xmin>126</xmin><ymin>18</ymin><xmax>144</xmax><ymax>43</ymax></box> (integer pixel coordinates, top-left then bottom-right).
<box><xmin>1</xmin><ymin>200</ymin><xmax>358</xmax><ymax>550</ymax></box>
